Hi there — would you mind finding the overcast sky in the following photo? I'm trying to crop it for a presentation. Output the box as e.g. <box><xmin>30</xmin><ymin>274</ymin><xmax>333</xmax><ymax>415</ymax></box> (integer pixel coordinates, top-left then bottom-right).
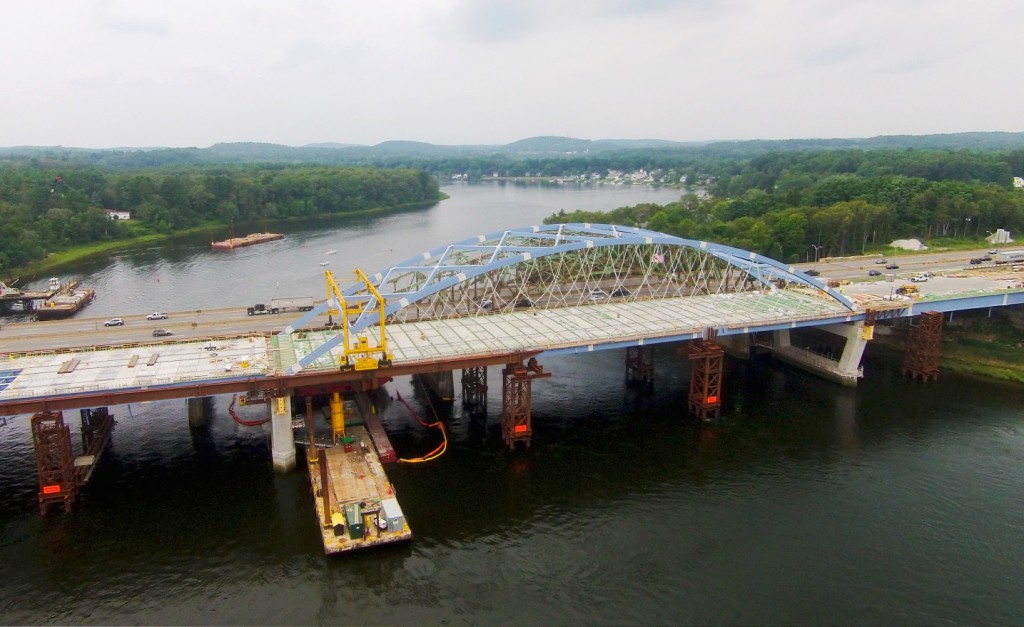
<box><xmin>2</xmin><ymin>0</ymin><xmax>1020</xmax><ymax>148</ymax></box>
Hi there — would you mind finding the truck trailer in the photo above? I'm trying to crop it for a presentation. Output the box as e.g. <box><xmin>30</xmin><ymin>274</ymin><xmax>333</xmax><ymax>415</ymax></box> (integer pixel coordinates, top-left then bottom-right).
<box><xmin>993</xmin><ymin>250</ymin><xmax>1024</xmax><ymax>265</ymax></box>
<box><xmin>247</xmin><ymin>296</ymin><xmax>317</xmax><ymax>315</ymax></box>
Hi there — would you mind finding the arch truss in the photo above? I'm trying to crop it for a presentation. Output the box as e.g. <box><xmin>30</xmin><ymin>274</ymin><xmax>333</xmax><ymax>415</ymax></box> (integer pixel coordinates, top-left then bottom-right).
<box><xmin>283</xmin><ymin>224</ymin><xmax>856</xmax><ymax>373</ymax></box>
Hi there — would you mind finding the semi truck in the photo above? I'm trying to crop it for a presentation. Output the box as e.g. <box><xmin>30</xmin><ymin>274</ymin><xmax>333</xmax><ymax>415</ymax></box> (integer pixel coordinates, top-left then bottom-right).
<box><xmin>993</xmin><ymin>250</ymin><xmax>1024</xmax><ymax>265</ymax></box>
<box><xmin>247</xmin><ymin>296</ymin><xmax>317</xmax><ymax>315</ymax></box>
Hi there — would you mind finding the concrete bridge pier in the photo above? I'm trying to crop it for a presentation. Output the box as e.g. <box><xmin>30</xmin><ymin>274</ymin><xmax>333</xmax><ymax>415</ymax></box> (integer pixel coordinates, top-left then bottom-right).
<box><xmin>770</xmin><ymin>322</ymin><xmax>871</xmax><ymax>386</ymax></box>
<box><xmin>460</xmin><ymin>366</ymin><xmax>488</xmax><ymax>411</ymax></box>
<box><xmin>270</xmin><ymin>395</ymin><xmax>296</xmax><ymax>472</ymax></box>
<box><xmin>414</xmin><ymin>371</ymin><xmax>455</xmax><ymax>402</ymax></box>
<box><xmin>625</xmin><ymin>345</ymin><xmax>654</xmax><ymax>387</ymax></box>
<box><xmin>718</xmin><ymin>334</ymin><xmax>752</xmax><ymax>359</ymax></box>
<box><xmin>187</xmin><ymin>396</ymin><xmax>214</xmax><ymax>429</ymax></box>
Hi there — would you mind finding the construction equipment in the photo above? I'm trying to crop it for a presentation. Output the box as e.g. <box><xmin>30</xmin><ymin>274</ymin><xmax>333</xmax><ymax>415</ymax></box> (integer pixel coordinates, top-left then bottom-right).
<box><xmin>325</xmin><ymin>270</ymin><xmax>393</xmax><ymax>371</ymax></box>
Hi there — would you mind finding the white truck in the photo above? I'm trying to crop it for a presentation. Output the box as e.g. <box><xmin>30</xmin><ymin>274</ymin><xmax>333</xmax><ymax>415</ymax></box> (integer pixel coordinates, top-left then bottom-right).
<box><xmin>247</xmin><ymin>296</ymin><xmax>317</xmax><ymax>315</ymax></box>
<box><xmin>993</xmin><ymin>250</ymin><xmax>1024</xmax><ymax>265</ymax></box>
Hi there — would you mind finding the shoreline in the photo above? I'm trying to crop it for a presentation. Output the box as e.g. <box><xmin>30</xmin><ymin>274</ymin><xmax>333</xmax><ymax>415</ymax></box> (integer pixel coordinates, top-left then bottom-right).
<box><xmin>9</xmin><ymin>195</ymin><xmax>447</xmax><ymax>281</ymax></box>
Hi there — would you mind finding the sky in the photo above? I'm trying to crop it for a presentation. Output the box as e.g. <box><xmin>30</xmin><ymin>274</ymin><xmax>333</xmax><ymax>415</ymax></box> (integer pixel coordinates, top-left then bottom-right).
<box><xmin>2</xmin><ymin>0</ymin><xmax>1021</xmax><ymax>148</ymax></box>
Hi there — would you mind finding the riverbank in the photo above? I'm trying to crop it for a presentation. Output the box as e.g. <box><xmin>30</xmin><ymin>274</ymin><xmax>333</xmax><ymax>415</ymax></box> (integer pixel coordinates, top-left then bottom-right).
<box><xmin>873</xmin><ymin>311</ymin><xmax>1024</xmax><ymax>384</ymax></box>
<box><xmin>9</xmin><ymin>195</ymin><xmax>447</xmax><ymax>281</ymax></box>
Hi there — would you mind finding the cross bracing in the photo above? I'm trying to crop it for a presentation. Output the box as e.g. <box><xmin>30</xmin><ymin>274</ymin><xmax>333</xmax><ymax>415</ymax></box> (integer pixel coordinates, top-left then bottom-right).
<box><xmin>282</xmin><ymin>224</ymin><xmax>856</xmax><ymax>373</ymax></box>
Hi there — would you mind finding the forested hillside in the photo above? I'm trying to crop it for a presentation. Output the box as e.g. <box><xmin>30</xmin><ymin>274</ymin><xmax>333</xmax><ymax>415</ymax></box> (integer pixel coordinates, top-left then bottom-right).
<box><xmin>0</xmin><ymin>163</ymin><xmax>439</xmax><ymax>271</ymax></box>
<box><xmin>545</xmin><ymin>149</ymin><xmax>1024</xmax><ymax>263</ymax></box>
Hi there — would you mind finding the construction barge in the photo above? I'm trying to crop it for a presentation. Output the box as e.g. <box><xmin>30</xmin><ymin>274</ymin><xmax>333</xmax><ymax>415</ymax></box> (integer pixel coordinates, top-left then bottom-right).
<box><xmin>210</xmin><ymin>232</ymin><xmax>283</xmax><ymax>250</ymax></box>
<box><xmin>297</xmin><ymin>394</ymin><xmax>411</xmax><ymax>555</ymax></box>
<box><xmin>33</xmin><ymin>283</ymin><xmax>96</xmax><ymax>320</ymax></box>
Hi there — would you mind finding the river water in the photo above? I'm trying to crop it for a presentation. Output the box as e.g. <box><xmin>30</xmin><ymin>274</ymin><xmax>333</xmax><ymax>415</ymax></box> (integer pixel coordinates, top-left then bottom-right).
<box><xmin>1</xmin><ymin>182</ymin><xmax>1023</xmax><ymax>625</ymax></box>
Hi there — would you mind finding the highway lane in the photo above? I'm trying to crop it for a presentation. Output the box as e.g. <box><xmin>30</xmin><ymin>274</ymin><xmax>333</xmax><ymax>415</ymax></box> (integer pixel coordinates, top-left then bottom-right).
<box><xmin>793</xmin><ymin>246</ymin><xmax>1014</xmax><ymax>280</ymax></box>
<box><xmin>0</xmin><ymin>307</ymin><xmax>304</xmax><ymax>353</ymax></box>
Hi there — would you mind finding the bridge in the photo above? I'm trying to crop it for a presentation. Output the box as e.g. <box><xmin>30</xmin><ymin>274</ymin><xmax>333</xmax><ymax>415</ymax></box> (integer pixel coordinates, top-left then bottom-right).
<box><xmin>2</xmin><ymin>223</ymin><xmax>1022</xmax><ymax>511</ymax></box>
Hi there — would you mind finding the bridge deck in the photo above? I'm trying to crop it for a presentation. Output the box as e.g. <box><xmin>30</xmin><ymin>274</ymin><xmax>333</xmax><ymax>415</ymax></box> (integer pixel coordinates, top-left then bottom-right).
<box><xmin>276</xmin><ymin>290</ymin><xmax>853</xmax><ymax>370</ymax></box>
<box><xmin>0</xmin><ymin>336</ymin><xmax>272</xmax><ymax>404</ymax></box>
<box><xmin>2</xmin><ymin>277</ymin><xmax>1022</xmax><ymax>411</ymax></box>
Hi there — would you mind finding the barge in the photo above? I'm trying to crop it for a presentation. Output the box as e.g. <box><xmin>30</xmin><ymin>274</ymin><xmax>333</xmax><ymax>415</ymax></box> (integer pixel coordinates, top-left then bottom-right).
<box><xmin>304</xmin><ymin>425</ymin><xmax>412</xmax><ymax>554</ymax></box>
<box><xmin>211</xmin><ymin>232</ymin><xmax>283</xmax><ymax>250</ymax></box>
<box><xmin>35</xmin><ymin>288</ymin><xmax>95</xmax><ymax>320</ymax></box>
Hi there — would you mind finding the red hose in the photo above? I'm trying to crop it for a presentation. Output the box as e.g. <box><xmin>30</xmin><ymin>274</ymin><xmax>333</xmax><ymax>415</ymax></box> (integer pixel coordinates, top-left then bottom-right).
<box><xmin>229</xmin><ymin>395</ymin><xmax>272</xmax><ymax>427</ymax></box>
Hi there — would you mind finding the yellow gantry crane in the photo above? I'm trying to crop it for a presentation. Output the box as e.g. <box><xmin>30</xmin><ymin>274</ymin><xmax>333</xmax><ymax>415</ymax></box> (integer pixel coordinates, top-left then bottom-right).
<box><xmin>325</xmin><ymin>269</ymin><xmax>393</xmax><ymax>372</ymax></box>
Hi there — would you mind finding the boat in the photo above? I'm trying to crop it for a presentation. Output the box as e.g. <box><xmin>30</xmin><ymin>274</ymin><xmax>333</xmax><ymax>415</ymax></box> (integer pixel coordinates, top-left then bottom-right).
<box><xmin>211</xmin><ymin>232</ymin><xmax>284</xmax><ymax>250</ymax></box>
<box><xmin>35</xmin><ymin>288</ymin><xmax>95</xmax><ymax>320</ymax></box>
<box><xmin>319</xmin><ymin>261</ymin><xmax>330</xmax><ymax>267</ymax></box>
<box><xmin>325</xmin><ymin>250</ymin><xmax>337</xmax><ymax>255</ymax></box>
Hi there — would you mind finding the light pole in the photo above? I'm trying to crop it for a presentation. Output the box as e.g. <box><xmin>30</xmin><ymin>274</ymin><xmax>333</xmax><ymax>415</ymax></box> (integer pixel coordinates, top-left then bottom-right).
<box><xmin>965</xmin><ymin>217</ymin><xmax>972</xmax><ymax>238</ymax></box>
<box><xmin>810</xmin><ymin>244</ymin><xmax>823</xmax><ymax>266</ymax></box>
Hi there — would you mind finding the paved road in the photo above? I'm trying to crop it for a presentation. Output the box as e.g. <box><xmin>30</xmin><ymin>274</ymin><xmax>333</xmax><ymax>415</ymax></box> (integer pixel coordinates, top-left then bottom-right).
<box><xmin>0</xmin><ymin>307</ymin><xmax>295</xmax><ymax>353</ymax></box>
<box><xmin>793</xmin><ymin>245</ymin><xmax>1014</xmax><ymax>280</ymax></box>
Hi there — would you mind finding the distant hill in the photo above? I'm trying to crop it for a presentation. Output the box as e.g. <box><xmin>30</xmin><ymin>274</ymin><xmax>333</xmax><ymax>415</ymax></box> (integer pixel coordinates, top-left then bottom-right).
<box><xmin>2</xmin><ymin>132</ymin><xmax>1023</xmax><ymax>168</ymax></box>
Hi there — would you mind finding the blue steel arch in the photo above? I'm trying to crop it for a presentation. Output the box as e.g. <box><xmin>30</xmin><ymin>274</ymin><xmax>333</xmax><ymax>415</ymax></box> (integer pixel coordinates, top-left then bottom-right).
<box><xmin>283</xmin><ymin>224</ymin><xmax>857</xmax><ymax>373</ymax></box>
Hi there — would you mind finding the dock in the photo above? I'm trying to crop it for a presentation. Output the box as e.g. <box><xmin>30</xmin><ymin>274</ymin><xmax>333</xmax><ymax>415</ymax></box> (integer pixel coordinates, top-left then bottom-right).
<box><xmin>303</xmin><ymin>425</ymin><xmax>412</xmax><ymax>554</ymax></box>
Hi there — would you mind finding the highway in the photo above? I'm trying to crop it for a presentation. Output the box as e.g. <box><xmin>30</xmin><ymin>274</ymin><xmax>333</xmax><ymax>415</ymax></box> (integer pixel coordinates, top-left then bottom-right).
<box><xmin>792</xmin><ymin>246</ymin><xmax>1014</xmax><ymax>280</ymax></box>
<box><xmin>0</xmin><ymin>307</ymin><xmax>292</xmax><ymax>353</ymax></box>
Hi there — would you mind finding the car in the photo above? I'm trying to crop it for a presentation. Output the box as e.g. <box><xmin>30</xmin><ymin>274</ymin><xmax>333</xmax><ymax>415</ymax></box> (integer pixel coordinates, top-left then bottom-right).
<box><xmin>868</xmin><ymin>269</ymin><xmax>882</xmax><ymax>276</ymax></box>
<box><xmin>610</xmin><ymin>288</ymin><xmax>631</xmax><ymax>297</ymax></box>
<box><xmin>588</xmin><ymin>288</ymin><xmax>606</xmax><ymax>301</ymax></box>
<box><xmin>805</xmin><ymin>269</ymin><xmax>820</xmax><ymax>276</ymax></box>
<box><xmin>989</xmin><ymin>250</ymin><xmax>998</xmax><ymax>255</ymax></box>
<box><xmin>479</xmin><ymin>298</ymin><xmax>493</xmax><ymax>310</ymax></box>
<box><xmin>885</xmin><ymin>264</ymin><xmax>899</xmax><ymax>270</ymax></box>
<box><xmin>152</xmin><ymin>328</ymin><xmax>173</xmax><ymax>337</ymax></box>
<box><xmin>146</xmin><ymin>312</ymin><xmax>168</xmax><ymax>320</ymax></box>
<box><xmin>874</xmin><ymin>259</ymin><xmax>888</xmax><ymax>264</ymax></box>
<box><xmin>103</xmin><ymin>318</ymin><xmax>124</xmax><ymax>327</ymax></box>
<box><xmin>981</xmin><ymin>255</ymin><xmax>992</xmax><ymax>261</ymax></box>
<box><xmin>970</xmin><ymin>258</ymin><xmax>983</xmax><ymax>264</ymax></box>
<box><xmin>514</xmin><ymin>297</ymin><xmax>534</xmax><ymax>308</ymax></box>
<box><xmin>910</xmin><ymin>275</ymin><xmax>928</xmax><ymax>282</ymax></box>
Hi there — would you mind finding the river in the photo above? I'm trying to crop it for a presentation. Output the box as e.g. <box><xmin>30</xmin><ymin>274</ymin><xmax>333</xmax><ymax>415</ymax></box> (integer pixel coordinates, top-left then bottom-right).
<box><xmin>0</xmin><ymin>182</ymin><xmax>1022</xmax><ymax>625</ymax></box>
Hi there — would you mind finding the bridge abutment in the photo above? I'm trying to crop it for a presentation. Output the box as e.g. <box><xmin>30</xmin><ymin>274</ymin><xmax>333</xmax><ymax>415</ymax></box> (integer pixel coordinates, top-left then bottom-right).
<box><xmin>271</xmin><ymin>395</ymin><xmax>296</xmax><ymax>472</ymax></box>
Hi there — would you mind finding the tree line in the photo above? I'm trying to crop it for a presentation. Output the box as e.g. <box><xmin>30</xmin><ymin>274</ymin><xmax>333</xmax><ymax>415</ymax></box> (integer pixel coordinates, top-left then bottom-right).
<box><xmin>0</xmin><ymin>162</ymin><xmax>439</xmax><ymax>272</ymax></box>
<box><xmin>545</xmin><ymin>165</ymin><xmax>1024</xmax><ymax>263</ymax></box>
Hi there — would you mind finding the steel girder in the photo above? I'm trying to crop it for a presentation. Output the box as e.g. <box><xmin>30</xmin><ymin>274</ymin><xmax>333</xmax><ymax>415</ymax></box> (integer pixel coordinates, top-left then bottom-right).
<box><xmin>283</xmin><ymin>224</ymin><xmax>856</xmax><ymax>373</ymax></box>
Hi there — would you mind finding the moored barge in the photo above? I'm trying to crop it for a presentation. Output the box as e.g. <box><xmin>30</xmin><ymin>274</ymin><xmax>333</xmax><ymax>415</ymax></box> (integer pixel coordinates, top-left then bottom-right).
<box><xmin>211</xmin><ymin>232</ymin><xmax>284</xmax><ymax>250</ymax></box>
<box><xmin>35</xmin><ymin>288</ymin><xmax>96</xmax><ymax>320</ymax></box>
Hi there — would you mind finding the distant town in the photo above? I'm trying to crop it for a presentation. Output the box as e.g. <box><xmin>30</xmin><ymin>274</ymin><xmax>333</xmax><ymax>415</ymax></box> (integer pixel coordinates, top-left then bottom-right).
<box><xmin>450</xmin><ymin>168</ymin><xmax>687</xmax><ymax>186</ymax></box>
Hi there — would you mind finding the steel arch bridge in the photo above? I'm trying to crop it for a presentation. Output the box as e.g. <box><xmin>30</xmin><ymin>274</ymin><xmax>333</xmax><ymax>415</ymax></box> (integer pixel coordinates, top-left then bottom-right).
<box><xmin>281</xmin><ymin>224</ymin><xmax>858</xmax><ymax>373</ymax></box>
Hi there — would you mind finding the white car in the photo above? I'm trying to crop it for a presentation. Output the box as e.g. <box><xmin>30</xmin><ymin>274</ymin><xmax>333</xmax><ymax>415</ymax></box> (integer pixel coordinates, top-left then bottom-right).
<box><xmin>910</xmin><ymin>275</ymin><xmax>928</xmax><ymax>282</ymax></box>
<box><xmin>146</xmin><ymin>312</ymin><xmax>168</xmax><ymax>320</ymax></box>
<box><xmin>103</xmin><ymin>318</ymin><xmax>124</xmax><ymax>327</ymax></box>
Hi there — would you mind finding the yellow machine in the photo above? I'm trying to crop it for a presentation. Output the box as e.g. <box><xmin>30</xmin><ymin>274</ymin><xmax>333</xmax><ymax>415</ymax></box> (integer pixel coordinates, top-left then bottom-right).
<box><xmin>325</xmin><ymin>269</ymin><xmax>394</xmax><ymax>371</ymax></box>
<box><xmin>896</xmin><ymin>284</ymin><xmax>919</xmax><ymax>295</ymax></box>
